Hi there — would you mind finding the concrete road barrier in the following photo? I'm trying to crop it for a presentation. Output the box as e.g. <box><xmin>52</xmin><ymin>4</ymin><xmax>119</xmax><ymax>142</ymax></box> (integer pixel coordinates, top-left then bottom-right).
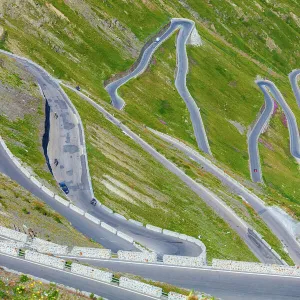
<box><xmin>101</xmin><ymin>222</ymin><xmax>117</xmax><ymax>234</ymax></box>
<box><xmin>101</xmin><ymin>205</ymin><xmax>113</xmax><ymax>214</ymax></box>
<box><xmin>0</xmin><ymin>244</ymin><xmax>20</xmax><ymax>257</ymax></box>
<box><xmin>113</xmin><ymin>213</ymin><xmax>127</xmax><ymax>220</ymax></box>
<box><xmin>84</xmin><ymin>213</ymin><xmax>100</xmax><ymax>224</ymax></box>
<box><xmin>30</xmin><ymin>238</ymin><xmax>68</xmax><ymax>255</ymax></box>
<box><xmin>41</xmin><ymin>186</ymin><xmax>55</xmax><ymax>198</ymax></box>
<box><xmin>20</xmin><ymin>166</ymin><xmax>31</xmax><ymax>178</ymax></box>
<box><xmin>168</xmin><ymin>292</ymin><xmax>187</xmax><ymax>300</ymax></box>
<box><xmin>117</xmin><ymin>251</ymin><xmax>157</xmax><ymax>263</ymax></box>
<box><xmin>146</xmin><ymin>224</ymin><xmax>162</xmax><ymax>233</ymax></box>
<box><xmin>71</xmin><ymin>263</ymin><xmax>113</xmax><ymax>283</ymax></box>
<box><xmin>70</xmin><ymin>247</ymin><xmax>111</xmax><ymax>259</ymax></box>
<box><xmin>25</xmin><ymin>250</ymin><xmax>65</xmax><ymax>269</ymax></box>
<box><xmin>119</xmin><ymin>277</ymin><xmax>162</xmax><ymax>298</ymax></box>
<box><xmin>30</xmin><ymin>176</ymin><xmax>42</xmax><ymax>188</ymax></box>
<box><xmin>128</xmin><ymin>219</ymin><xmax>143</xmax><ymax>226</ymax></box>
<box><xmin>116</xmin><ymin>231</ymin><xmax>134</xmax><ymax>243</ymax></box>
<box><xmin>163</xmin><ymin>255</ymin><xmax>205</xmax><ymax>267</ymax></box>
<box><xmin>54</xmin><ymin>195</ymin><xmax>69</xmax><ymax>207</ymax></box>
<box><xmin>70</xmin><ymin>204</ymin><xmax>85</xmax><ymax>215</ymax></box>
<box><xmin>163</xmin><ymin>229</ymin><xmax>180</xmax><ymax>238</ymax></box>
<box><xmin>0</xmin><ymin>226</ymin><xmax>28</xmax><ymax>242</ymax></box>
<box><xmin>212</xmin><ymin>259</ymin><xmax>300</xmax><ymax>276</ymax></box>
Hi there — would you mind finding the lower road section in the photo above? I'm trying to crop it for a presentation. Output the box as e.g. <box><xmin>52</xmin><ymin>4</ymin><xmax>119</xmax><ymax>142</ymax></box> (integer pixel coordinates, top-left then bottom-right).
<box><xmin>74</xmin><ymin>258</ymin><xmax>300</xmax><ymax>300</ymax></box>
<box><xmin>0</xmin><ymin>254</ymin><xmax>155</xmax><ymax>300</ymax></box>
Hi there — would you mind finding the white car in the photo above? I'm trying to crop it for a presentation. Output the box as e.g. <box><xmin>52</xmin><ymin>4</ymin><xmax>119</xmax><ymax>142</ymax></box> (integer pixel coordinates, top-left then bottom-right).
<box><xmin>155</xmin><ymin>37</ymin><xmax>160</xmax><ymax>42</ymax></box>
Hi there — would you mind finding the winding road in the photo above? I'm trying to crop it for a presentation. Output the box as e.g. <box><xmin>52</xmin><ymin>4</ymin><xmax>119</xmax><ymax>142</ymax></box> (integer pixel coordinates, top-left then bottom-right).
<box><xmin>248</xmin><ymin>79</ymin><xmax>300</xmax><ymax>182</ymax></box>
<box><xmin>0</xmin><ymin>50</ymin><xmax>201</xmax><ymax>258</ymax></box>
<box><xmin>105</xmin><ymin>18</ymin><xmax>211</xmax><ymax>155</ymax></box>
<box><xmin>1</xmin><ymin>19</ymin><xmax>300</xmax><ymax>300</ymax></box>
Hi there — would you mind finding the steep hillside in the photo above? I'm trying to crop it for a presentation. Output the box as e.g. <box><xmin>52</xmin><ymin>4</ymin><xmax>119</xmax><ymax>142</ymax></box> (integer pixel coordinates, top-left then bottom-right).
<box><xmin>0</xmin><ymin>0</ymin><xmax>299</xmax><ymax>262</ymax></box>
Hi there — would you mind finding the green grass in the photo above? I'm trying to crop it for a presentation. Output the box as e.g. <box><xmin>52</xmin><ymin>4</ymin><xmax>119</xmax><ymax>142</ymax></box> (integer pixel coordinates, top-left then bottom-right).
<box><xmin>67</xmin><ymin>88</ymin><xmax>258</xmax><ymax>263</ymax></box>
<box><xmin>0</xmin><ymin>268</ymin><xmax>103</xmax><ymax>299</ymax></box>
<box><xmin>0</xmin><ymin>173</ymin><xmax>102</xmax><ymax>247</ymax></box>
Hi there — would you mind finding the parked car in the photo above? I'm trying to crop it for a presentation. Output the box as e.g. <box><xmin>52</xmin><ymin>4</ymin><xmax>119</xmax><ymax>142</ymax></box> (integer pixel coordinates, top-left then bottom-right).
<box><xmin>90</xmin><ymin>198</ymin><xmax>97</xmax><ymax>206</ymax></box>
<box><xmin>75</xmin><ymin>85</ymin><xmax>81</xmax><ymax>91</ymax></box>
<box><xmin>59</xmin><ymin>182</ymin><xmax>69</xmax><ymax>194</ymax></box>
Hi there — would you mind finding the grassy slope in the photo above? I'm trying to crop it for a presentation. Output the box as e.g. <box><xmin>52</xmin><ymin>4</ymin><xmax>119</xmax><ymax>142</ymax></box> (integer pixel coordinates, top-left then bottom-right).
<box><xmin>0</xmin><ymin>173</ymin><xmax>101</xmax><ymax>247</ymax></box>
<box><xmin>0</xmin><ymin>269</ymin><xmax>104</xmax><ymax>299</ymax></box>
<box><xmin>0</xmin><ymin>0</ymin><xmax>299</xmax><ymax>262</ymax></box>
<box><xmin>67</xmin><ymin>88</ymin><xmax>257</xmax><ymax>263</ymax></box>
<box><xmin>0</xmin><ymin>53</ymin><xmax>63</xmax><ymax>194</ymax></box>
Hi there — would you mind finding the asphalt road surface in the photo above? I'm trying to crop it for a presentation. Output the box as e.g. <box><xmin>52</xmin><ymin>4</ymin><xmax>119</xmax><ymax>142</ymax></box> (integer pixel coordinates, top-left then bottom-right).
<box><xmin>105</xmin><ymin>18</ymin><xmax>211</xmax><ymax>154</ymax></box>
<box><xmin>149</xmin><ymin>128</ymin><xmax>300</xmax><ymax>264</ymax></box>
<box><xmin>248</xmin><ymin>84</ymin><xmax>274</xmax><ymax>183</ymax></box>
<box><xmin>0</xmin><ymin>50</ymin><xmax>202</xmax><ymax>258</ymax></box>
<box><xmin>64</xmin><ymin>85</ymin><xmax>285</xmax><ymax>264</ymax></box>
<box><xmin>249</xmin><ymin>80</ymin><xmax>300</xmax><ymax>183</ymax></box>
<box><xmin>85</xmin><ymin>258</ymin><xmax>300</xmax><ymax>300</ymax></box>
<box><xmin>0</xmin><ymin>254</ymin><xmax>156</xmax><ymax>300</ymax></box>
<box><xmin>3</xmin><ymin>253</ymin><xmax>300</xmax><ymax>300</ymax></box>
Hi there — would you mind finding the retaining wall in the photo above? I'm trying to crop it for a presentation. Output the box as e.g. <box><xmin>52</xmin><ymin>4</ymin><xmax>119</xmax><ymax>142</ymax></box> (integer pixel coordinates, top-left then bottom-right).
<box><xmin>30</xmin><ymin>238</ymin><xmax>68</xmax><ymax>255</ymax></box>
<box><xmin>0</xmin><ymin>226</ymin><xmax>28</xmax><ymax>242</ymax></box>
<box><xmin>163</xmin><ymin>255</ymin><xmax>205</xmax><ymax>267</ymax></box>
<box><xmin>70</xmin><ymin>247</ymin><xmax>111</xmax><ymax>259</ymax></box>
<box><xmin>119</xmin><ymin>276</ymin><xmax>162</xmax><ymax>298</ymax></box>
<box><xmin>71</xmin><ymin>263</ymin><xmax>112</xmax><ymax>283</ymax></box>
<box><xmin>168</xmin><ymin>291</ymin><xmax>187</xmax><ymax>300</ymax></box>
<box><xmin>212</xmin><ymin>259</ymin><xmax>300</xmax><ymax>276</ymax></box>
<box><xmin>117</xmin><ymin>251</ymin><xmax>157</xmax><ymax>263</ymax></box>
<box><xmin>0</xmin><ymin>244</ymin><xmax>20</xmax><ymax>256</ymax></box>
<box><xmin>25</xmin><ymin>250</ymin><xmax>65</xmax><ymax>269</ymax></box>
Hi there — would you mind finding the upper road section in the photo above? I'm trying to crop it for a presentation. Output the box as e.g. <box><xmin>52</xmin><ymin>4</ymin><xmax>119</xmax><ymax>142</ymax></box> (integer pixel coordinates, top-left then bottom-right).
<box><xmin>105</xmin><ymin>19</ymin><xmax>211</xmax><ymax>155</ymax></box>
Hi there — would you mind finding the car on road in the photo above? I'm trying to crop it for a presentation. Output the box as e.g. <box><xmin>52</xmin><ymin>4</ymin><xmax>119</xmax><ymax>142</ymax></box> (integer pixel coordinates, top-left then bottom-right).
<box><xmin>155</xmin><ymin>37</ymin><xmax>160</xmax><ymax>42</ymax></box>
<box><xmin>59</xmin><ymin>182</ymin><xmax>69</xmax><ymax>194</ymax></box>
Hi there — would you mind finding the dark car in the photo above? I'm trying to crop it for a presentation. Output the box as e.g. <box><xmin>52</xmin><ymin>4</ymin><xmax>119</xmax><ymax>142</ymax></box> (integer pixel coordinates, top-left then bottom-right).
<box><xmin>75</xmin><ymin>85</ymin><xmax>81</xmax><ymax>91</ymax></box>
<box><xmin>59</xmin><ymin>182</ymin><xmax>69</xmax><ymax>194</ymax></box>
<box><xmin>90</xmin><ymin>198</ymin><xmax>97</xmax><ymax>206</ymax></box>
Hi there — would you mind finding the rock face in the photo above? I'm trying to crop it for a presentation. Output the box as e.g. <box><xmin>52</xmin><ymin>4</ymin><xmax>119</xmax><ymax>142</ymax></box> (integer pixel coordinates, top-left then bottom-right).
<box><xmin>188</xmin><ymin>27</ymin><xmax>203</xmax><ymax>46</ymax></box>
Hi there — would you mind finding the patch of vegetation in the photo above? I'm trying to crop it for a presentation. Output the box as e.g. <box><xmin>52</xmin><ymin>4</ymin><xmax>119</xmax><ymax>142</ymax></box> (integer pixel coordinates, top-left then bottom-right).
<box><xmin>0</xmin><ymin>268</ymin><xmax>102</xmax><ymax>299</ymax></box>
<box><xmin>67</xmin><ymin>88</ymin><xmax>257</xmax><ymax>262</ymax></box>
<box><xmin>0</xmin><ymin>173</ymin><xmax>102</xmax><ymax>248</ymax></box>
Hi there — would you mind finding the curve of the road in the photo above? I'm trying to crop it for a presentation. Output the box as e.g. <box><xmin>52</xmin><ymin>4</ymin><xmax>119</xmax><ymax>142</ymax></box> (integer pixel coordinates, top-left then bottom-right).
<box><xmin>148</xmin><ymin>128</ymin><xmax>300</xmax><ymax>264</ymax></box>
<box><xmin>63</xmin><ymin>84</ymin><xmax>285</xmax><ymax>265</ymax></box>
<box><xmin>105</xmin><ymin>18</ymin><xmax>211</xmax><ymax>155</ymax></box>
<box><xmin>248</xmin><ymin>79</ymin><xmax>300</xmax><ymax>183</ymax></box>
<box><xmin>0</xmin><ymin>49</ymin><xmax>201</xmax><ymax>258</ymax></box>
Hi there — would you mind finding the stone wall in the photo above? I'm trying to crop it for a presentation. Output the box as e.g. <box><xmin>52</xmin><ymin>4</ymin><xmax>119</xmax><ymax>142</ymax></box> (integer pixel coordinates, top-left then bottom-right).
<box><xmin>71</xmin><ymin>263</ymin><xmax>112</xmax><ymax>283</ymax></box>
<box><xmin>168</xmin><ymin>291</ymin><xmax>187</xmax><ymax>300</ymax></box>
<box><xmin>163</xmin><ymin>255</ymin><xmax>204</xmax><ymax>267</ymax></box>
<box><xmin>117</xmin><ymin>251</ymin><xmax>157</xmax><ymax>263</ymax></box>
<box><xmin>30</xmin><ymin>238</ymin><xmax>68</xmax><ymax>255</ymax></box>
<box><xmin>25</xmin><ymin>250</ymin><xmax>65</xmax><ymax>269</ymax></box>
<box><xmin>70</xmin><ymin>247</ymin><xmax>111</xmax><ymax>259</ymax></box>
<box><xmin>212</xmin><ymin>259</ymin><xmax>300</xmax><ymax>276</ymax></box>
<box><xmin>119</xmin><ymin>277</ymin><xmax>162</xmax><ymax>298</ymax></box>
<box><xmin>0</xmin><ymin>243</ymin><xmax>20</xmax><ymax>256</ymax></box>
<box><xmin>0</xmin><ymin>226</ymin><xmax>28</xmax><ymax>242</ymax></box>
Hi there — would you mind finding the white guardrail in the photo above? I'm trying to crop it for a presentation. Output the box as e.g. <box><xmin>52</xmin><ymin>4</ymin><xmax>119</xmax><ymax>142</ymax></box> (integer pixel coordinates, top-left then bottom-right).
<box><xmin>0</xmin><ymin>134</ymin><xmax>207</xmax><ymax>265</ymax></box>
<box><xmin>0</xmin><ymin>242</ymin><xmax>189</xmax><ymax>299</ymax></box>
